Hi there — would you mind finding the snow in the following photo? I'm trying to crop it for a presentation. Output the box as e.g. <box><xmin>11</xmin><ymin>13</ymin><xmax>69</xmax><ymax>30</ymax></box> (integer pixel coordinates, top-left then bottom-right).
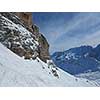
<box><xmin>1</xmin><ymin>15</ymin><xmax>18</xmax><ymax>31</ymax></box>
<box><xmin>1</xmin><ymin>15</ymin><xmax>37</xmax><ymax>44</ymax></box>
<box><xmin>65</xmin><ymin>52</ymin><xmax>78</xmax><ymax>60</ymax></box>
<box><xmin>0</xmin><ymin>14</ymin><xmax>38</xmax><ymax>51</ymax></box>
<box><xmin>0</xmin><ymin>13</ymin><xmax>98</xmax><ymax>86</ymax></box>
<box><xmin>0</xmin><ymin>43</ymin><xmax>97</xmax><ymax>86</ymax></box>
<box><xmin>76</xmin><ymin>71</ymin><xmax>100</xmax><ymax>86</ymax></box>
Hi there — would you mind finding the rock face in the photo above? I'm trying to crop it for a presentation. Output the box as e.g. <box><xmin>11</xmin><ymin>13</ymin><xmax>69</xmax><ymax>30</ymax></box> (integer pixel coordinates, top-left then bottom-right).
<box><xmin>15</xmin><ymin>12</ymin><xmax>50</xmax><ymax>62</ymax></box>
<box><xmin>0</xmin><ymin>12</ymin><xmax>50</xmax><ymax>62</ymax></box>
<box><xmin>38</xmin><ymin>34</ymin><xmax>50</xmax><ymax>61</ymax></box>
<box><xmin>15</xmin><ymin>12</ymin><xmax>33</xmax><ymax>32</ymax></box>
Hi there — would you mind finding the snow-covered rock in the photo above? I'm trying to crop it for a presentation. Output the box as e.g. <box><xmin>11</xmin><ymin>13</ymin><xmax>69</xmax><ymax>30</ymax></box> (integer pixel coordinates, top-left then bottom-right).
<box><xmin>0</xmin><ymin>13</ymin><xmax>38</xmax><ymax>59</ymax></box>
<box><xmin>0</xmin><ymin>12</ymin><xmax>50</xmax><ymax>62</ymax></box>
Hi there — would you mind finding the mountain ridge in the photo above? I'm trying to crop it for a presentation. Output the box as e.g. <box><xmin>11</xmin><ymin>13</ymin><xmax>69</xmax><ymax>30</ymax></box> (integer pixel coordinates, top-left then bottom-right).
<box><xmin>0</xmin><ymin>12</ymin><xmax>97</xmax><ymax>86</ymax></box>
<box><xmin>52</xmin><ymin>44</ymin><xmax>100</xmax><ymax>74</ymax></box>
<box><xmin>0</xmin><ymin>12</ymin><xmax>50</xmax><ymax>62</ymax></box>
<box><xmin>52</xmin><ymin>44</ymin><xmax>100</xmax><ymax>85</ymax></box>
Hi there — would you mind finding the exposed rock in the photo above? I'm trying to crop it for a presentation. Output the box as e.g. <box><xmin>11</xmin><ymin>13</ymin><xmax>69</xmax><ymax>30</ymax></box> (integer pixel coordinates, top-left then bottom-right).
<box><xmin>0</xmin><ymin>12</ymin><xmax>50</xmax><ymax>62</ymax></box>
<box><xmin>11</xmin><ymin>46</ymin><xmax>26</xmax><ymax>57</ymax></box>
<box><xmin>24</xmin><ymin>50</ymin><xmax>33</xmax><ymax>59</ymax></box>
<box><xmin>38</xmin><ymin>34</ymin><xmax>50</xmax><ymax>62</ymax></box>
<box><xmin>15</xmin><ymin>12</ymin><xmax>33</xmax><ymax>31</ymax></box>
<box><xmin>15</xmin><ymin>12</ymin><xmax>50</xmax><ymax>62</ymax></box>
<box><xmin>0</xmin><ymin>12</ymin><xmax>37</xmax><ymax>59</ymax></box>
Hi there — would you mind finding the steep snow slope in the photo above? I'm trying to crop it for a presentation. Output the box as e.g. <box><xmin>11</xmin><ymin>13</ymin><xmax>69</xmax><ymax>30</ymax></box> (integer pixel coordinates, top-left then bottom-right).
<box><xmin>76</xmin><ymin>71</ymin><xmax>100</xmax><ymax>86</ymax></box>
<box><xmin>0</xmin><ymin>43</ymin><xmax>97</xmax><ymax>86</ymax></box>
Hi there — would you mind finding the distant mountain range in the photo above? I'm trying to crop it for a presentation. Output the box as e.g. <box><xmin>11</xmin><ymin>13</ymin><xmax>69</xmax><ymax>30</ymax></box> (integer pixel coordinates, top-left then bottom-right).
<box><xmin>52</xmin><ymin>44</ymin><xmax>100</xmax><ymax>85</ymax></box>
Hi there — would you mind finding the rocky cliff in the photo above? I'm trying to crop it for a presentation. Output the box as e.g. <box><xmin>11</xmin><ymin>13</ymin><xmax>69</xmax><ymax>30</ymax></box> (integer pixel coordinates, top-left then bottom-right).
<box><xmin>0</xmin><ymin>12</ymin><xmax>50</xmax><ymax>62</ymax></box>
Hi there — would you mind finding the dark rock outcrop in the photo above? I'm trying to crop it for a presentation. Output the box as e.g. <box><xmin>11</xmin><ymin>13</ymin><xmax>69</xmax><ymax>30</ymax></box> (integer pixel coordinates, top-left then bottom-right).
<box><xmin>15</xmin><ymin>12</ymin><xmax>50</xmax><ymax>62</ymax></box>
<box><xmin>38</xmin><ymin>34</ymin><xmax>50</xmax><ymax>62</ymax></box>
<box><xmin>0</xmin><ymin>12</ymin><xmax>50</xmax><ymax>62</ymax></box>
<box><xmin>15</xmin><ymin>12</ymin><xmax>33</xmax><ymax>32</ymax></box>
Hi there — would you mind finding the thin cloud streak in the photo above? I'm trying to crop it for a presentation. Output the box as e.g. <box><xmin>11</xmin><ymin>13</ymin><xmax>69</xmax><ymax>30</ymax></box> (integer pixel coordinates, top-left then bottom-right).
<box><xmin>33</xmin><ymin>12</ymin><xmax>100</xmax><ymax>54</ymax></box>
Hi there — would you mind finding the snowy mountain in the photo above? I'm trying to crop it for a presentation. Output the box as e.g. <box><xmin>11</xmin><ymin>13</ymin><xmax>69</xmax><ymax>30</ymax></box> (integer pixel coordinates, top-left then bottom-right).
<box><xmin>52</xmin><ymin>45</ymin><xmax>100</xmax><ymax>85</ymax></box>
<box><xmin>76</xmin><ymin>71</ymin><xmax>100</xmax><ymax>86</ymax></box>
<box><xmin>0</xmin><ymin>13</ymin><xmax>38</xmax><ymax>59</ymax></box>
<box><xmin>0</xmin><ymin>43</ymin><xmax>97</xmax><ymax>86</ymax></box>
<box><xmin>0</xmin><ymin>12</ymin><xmax>97</xmax><ymax>86</ymax></box>
<box><xmin>0</xmin><ymin>12</ymin><xmax>50</xmax><ymax>62</ymax></box>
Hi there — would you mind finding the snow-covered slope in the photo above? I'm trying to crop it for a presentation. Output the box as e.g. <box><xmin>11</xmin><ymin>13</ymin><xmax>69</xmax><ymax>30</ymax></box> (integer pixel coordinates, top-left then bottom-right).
<box><xmin>76</xmin><ymin>71</ymin><xmax>100</xmax><ymax>86</ymax></box>
<box><xmin>52</xmin><ymin>45</ymin><xmax>100</xmax><ymax>85</ymax></box>
<box><xmin>0</xmin><ymin>12</ymin><xmax>98</xmax><ymax>86</ymax></box>
<box><xmin>0</xmin><ymin>43</ymin><xmax>97</xmax><ymax>86</ymax></box>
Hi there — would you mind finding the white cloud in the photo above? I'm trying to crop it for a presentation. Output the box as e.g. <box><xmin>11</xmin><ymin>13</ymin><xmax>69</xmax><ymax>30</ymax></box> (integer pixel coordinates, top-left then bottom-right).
<box><xmin>81</xmin><ymin>30</ymin><xmax>100</xmax><ymax>47</ymax></box>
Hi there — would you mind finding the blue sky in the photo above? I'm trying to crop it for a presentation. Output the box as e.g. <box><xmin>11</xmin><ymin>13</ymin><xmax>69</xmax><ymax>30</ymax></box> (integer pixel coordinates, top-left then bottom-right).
<box><xmin>32</xmin><ymin>12</ymin><xmax>100</xmax><ymax>54</ymax></box>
